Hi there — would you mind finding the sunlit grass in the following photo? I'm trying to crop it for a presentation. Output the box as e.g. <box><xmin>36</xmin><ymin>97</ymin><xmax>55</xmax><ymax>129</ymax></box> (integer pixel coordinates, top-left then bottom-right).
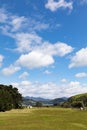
<box><xmin>0</xmin><ymin>107</ymin><xmax>87</xmax><ymax>130</ymax></box>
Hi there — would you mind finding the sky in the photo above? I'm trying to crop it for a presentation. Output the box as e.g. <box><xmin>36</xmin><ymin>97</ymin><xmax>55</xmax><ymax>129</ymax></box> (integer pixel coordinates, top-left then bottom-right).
<box><xmin>0</xmin><ymin>0</ymin><xmax>87</xmax><ymax>99</ymax></box>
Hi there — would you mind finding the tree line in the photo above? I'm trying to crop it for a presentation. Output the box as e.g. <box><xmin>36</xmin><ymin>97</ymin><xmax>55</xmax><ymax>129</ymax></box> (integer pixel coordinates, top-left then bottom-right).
<box><xmin>0</xmin><ymin>84</ymin><xmax>22</xmax><ymax>112</ymax></box>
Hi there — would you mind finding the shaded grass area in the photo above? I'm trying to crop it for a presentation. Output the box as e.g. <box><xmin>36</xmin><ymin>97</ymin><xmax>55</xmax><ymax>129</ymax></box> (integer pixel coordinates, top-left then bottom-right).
<box><xmin>0</xmin><ymin>108</ymin><xmax>87</xmax><ymax>130</ymax></box>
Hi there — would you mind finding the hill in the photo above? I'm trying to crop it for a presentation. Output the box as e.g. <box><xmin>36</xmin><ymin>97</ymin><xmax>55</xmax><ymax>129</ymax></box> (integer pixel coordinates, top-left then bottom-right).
<box><xmin>51</xmin><ymin>97</ymin><xmax>67</xmax><ymax>106</ymax></box>
<box><xmin>62</xmin><ymin>93</ymin><xmax>87</xmax><ymax>108</ymax></box>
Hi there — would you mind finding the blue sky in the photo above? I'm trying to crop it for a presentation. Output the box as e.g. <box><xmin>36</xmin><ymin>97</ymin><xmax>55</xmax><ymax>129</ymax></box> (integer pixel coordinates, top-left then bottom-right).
<box><xmin>0</xmin><ymin>0</ymin><xmax>87</xmax><ymax>99</ymax></box>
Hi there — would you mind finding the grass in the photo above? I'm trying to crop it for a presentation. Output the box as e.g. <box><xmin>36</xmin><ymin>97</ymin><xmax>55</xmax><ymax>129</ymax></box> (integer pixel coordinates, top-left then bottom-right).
<box><xmin>0</xmin><ymin>107</ymin><xmax>87</xmax><ymax>130</ymax></box>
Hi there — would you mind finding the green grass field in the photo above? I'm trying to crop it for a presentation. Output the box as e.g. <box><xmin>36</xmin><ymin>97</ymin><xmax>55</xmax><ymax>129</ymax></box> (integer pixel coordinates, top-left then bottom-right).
<box><xmin>0</xmin><ymin>107</ymin><xmax>87</xmax><ymax>130</ymax></box>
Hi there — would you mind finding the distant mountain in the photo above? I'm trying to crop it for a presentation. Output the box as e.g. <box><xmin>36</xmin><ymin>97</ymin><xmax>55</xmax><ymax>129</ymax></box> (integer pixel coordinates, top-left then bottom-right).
<box><xmin>61</xmin><ymin>97</ymin><xmax>68</xmax><ymax>100</ymax></box>
<box><xmin>24</xmin><ymin>96</ymin><xmax>50</xmax><ymax>101</ymax></box>
<box><xmin>23</xmin><ymin>96</ymin><xmax>67</xmax><ymax>107</ymax></box>
<box><xmin>51</xmin><ymin>98</ymin><xmax>67</xmax><ymax>106</ymax></box>
<box><xmin>23</xmin><ymin>98</ymin><xmax>36</xmax><ymax>106</ymax></box>
<box><xmin>23</xmin><ymin>93</ymin><xmax>87</xmax><ymax>108</ymax></box>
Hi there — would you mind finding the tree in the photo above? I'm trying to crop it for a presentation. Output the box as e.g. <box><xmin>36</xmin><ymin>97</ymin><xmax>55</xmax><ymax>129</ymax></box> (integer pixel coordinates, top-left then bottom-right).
<box><xmin>0</xmin><ymin>89</ymin><xmax>12</xmax><ymax>111</ymax></box>
<box><xmin>36</xmin><ymin>101</ymin><xmax>42</xmax><ymax>107</ymax></box>
<box><xmin>7</xmin><ymin>86</ymin><xmax>22</xmax><ymax>109</ymax></box>
<box><xmin>61</xmin><ymin>101</ymin><xmax>71</xmax><ymax>108</ymax></box>
<box><xmin>0</xmin><ymin>84</ymin><xmax>22</xmax><ymax>112</ymax></box>
<box><xmin>71</xmin><ymin>101</ymin><xmax>83</xmax><ymax>108</ymax></box>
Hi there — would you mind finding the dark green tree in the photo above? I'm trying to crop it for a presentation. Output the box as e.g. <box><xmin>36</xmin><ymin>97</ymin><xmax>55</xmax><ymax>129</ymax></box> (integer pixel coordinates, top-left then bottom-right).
<box><xmin>36</xmin><ymin>101</ymin><xmax>42</xmax><ymax>107</ymax></box>
<box><xmin>0</xmin><ymin>84</ymin><xmax>22</xmax><ymax>112</ymax></box>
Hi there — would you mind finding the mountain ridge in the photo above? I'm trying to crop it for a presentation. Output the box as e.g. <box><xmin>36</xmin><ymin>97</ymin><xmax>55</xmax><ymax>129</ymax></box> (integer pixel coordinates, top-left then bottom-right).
<box><xmin>23</xmin><ymin>96</ymin><xmax>68</xmax><ymax>106</ymax></box>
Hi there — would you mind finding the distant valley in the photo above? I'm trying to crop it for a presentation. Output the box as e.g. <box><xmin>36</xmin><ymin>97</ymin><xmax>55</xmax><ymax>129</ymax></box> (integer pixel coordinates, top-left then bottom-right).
<box><xmin>23</xmin><ymin>96</ymin><xmax>67</xmax><ymax>107</ymax></box>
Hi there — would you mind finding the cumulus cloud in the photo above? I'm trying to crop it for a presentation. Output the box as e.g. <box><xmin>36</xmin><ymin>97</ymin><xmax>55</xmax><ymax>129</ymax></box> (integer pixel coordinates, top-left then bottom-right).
<box><xmin>16</xmin><ymin>40</ymin><xmax>73</xmax><ymax>69</ymax></box>
<box><xmin>14</xmin><ymin>37</ymin><xmax>73</xmax><ymax>69</ymax></box>
<box><xmin>75</xmin><ymin>72</ymin><xmax>87</xmax><ymax>78</ymax></box>
<box><xmin>36</xmin><ymin>42</ymin><xmax>73</xmax><ymax>57</ymax></box>
<box><xmin>69</xmin><ymin>47</ymin><xmax>87</xmax><ymax>68</ymax></box>
<box><xmin>12</xmin><ymin>80</ymin><xmax>87</xmax><ymax>99</ymax></box>
<box><xmin>0</xmin><ymin>55</ymin><xmax>4</xmax><ymax>67</ymax></box>
<box><xmin>14</xmin><ymin>31</ymin><xmax>73</xmax><ymax>55</ymax></box>
<box><xmin>16</xmin><ymin>51</ymin><xmax>54</xmax><ymax>69</ymax></box>
<box><xmin>2</xmin><ymin>65</ymin><xmax>21</xmax><ymax>76</ymax></box>
<box><xmin>45</xmin><ymin>0</ymin><xmax>73</xmax><ymax>12</ymax></box>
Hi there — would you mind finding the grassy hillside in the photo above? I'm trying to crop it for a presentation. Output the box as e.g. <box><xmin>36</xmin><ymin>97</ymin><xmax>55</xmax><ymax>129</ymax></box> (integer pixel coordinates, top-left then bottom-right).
<box><xmin>62</xmin><ymin>93</ymin><xmax>87</xmax><ymax>108</ymax></box>
<box><xmin>0</xmin><ymin>108</ymin><xmax>87</xmax><ymax>130</ymax></box>
<box><xmin>69</xmin><ymin>93</ymin><xmax>87</xmax><ymax>100</ymax></box>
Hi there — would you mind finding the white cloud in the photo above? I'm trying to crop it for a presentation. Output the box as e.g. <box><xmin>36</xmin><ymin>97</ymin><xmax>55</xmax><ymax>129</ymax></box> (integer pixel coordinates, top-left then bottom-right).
<box><xmin>0</xmin><ymin>7</ymin><xmax>49</xmax><ymax>36</ymax></box>
<box><xmin>0</xmin><ymin>55</ymin><xmax>4</xmax><ymax>67</ymax></box>
<box><xmin>28</xmin><ymin>18</ymin><xmax>49</xmax><ymax>31</ymax></box>
<box><xmin>61</xmin><ymin>78</ymin><xmax>67</xmax><ymax>83</ymax></box>
<box><xmin>45</xmin><ymin>0</ymin><xmax>73</xmax><ymax>12</ymax></box>
<box><xmin>15</xmin><ymin>33</ymin><xmax>42</xmax><ymax>53</ymax></box>
<box><xmin>44</xmin><ymin>70</ymin><xmax>52</xmax><ymax>75</ymax></box>
<box><xmin>12</xmin><ymin>80</ymin><xmax>87</xmax><ymax>99</ymax></box>
<box><xmin>14</xmin><ymin>31</ymin><xmax>73</xmax><ymax>55</ymax></box>
<box><xmin>0</xmin><ymin>14</ymin><xmax>27</xmax><ymax>34</ymax></box>
<box><xmin>0</xmin><ymin>7</ymin><xmax>73</xmax><ymax>70</ymax></box>
<box><xmin>16</xmin><ymin>51</ymin><xmax>54</xmax><ymax>69</ymax></box>
<box><xmin>19</xmin><ymin>72</ymin><xmax>29</xmax><ymax>80</ymax></box>
<box><xmin>0</xmin><ymin>7</ymin><xmax>73</xmax><ymax>62</ymax></box>
<box><xmin>15</xmin><ymin>38</ymin><xmax>73</xmax><ymax>69</ymax></box>
<box><xmin>36</xmin><ymin>42</ymin><xmax>73</xmax><ymax>57</ymax></box>
<box><xmin>2</xmin><ymin>65</ymin><xmax>21</xmax><ymax>76</ymax></box>
<box><xmin>16</xmin><ymin>41</ymin><xmax>73</xmax><ymax>69</ymax></box>
<box><xmin>69</xmin><ymin>47</ymin><xmax>87</xmax><ymax>68</ymax></box>
<box><xmin>0</xmin><ymin>8</ymin><xmax>8</xmax><ymax>23</ymax></box>
<box><xmin>11</xmin><ymin>16</ymin><xmax>27</xmax><ymax>32</ymax></box>
<box><xmin>75</xmin><ymin>72</ymin><xmax>87</xmax><ymax>78</ymax></box>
